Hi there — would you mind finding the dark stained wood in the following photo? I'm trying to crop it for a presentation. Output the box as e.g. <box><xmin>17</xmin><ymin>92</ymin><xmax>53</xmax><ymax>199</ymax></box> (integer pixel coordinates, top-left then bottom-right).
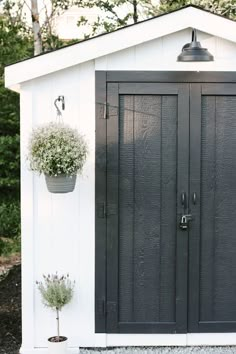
<box><xmin>133</xmin><ymin>95</ymin><xmax>161</xmax><ymax>322</ymax></box>
<box><xmin>188</xmin><ymin>84</ymin><xmax>202</xmax><ymax>332</ymax></box>
<box><xmin>106</xmin><ymin>71</ymin><xmax>236</xmax><ymax>83</ymax></box>
<box><xmin>95</xmin><ymin>71</ymin><xmax>236</xmax><ymax>335</ymax></box>
<box><xmin>106</xmin><ymin>82</ymin><xmax>119</xmax><ymax>333</ymax></box>
<box><xmin>119</xmin><ymin>95</ymin><xmax>134</xmax><ymax>323</ymax></box>
<box><xmin>105</xmin><ymin>83</ymin><xmax>189</xmax><ymax>333</ymax></box>
<box><xmin>95</xmin><ymin>71</ymin><xmax>107</xmax><ymax>333</ymax></box>
<box><xmin>159</xmin><ymin>96</ymin><xmax>177</xmax><ymax>323</ymax></box>
<box><xmin>175</xmin><ymin>84</ymin><xmax>189</xmax><ymax>333</ymax></box>
<box><xmin>194</xmin><ymin>85</ymin><xmax>236</xmax><ymax>333</ymax></box>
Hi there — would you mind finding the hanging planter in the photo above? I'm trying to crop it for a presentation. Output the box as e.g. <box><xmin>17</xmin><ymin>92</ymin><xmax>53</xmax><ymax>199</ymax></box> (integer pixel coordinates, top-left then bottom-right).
<box><xmin>45</xmin><ymin>174</ymin><xmax>77</xmax><ymax>193</ymax></box>
<box><xmin>27</xmin><ymin>122</ymin><xmax>88</xmax><ymax>193</ymax></box>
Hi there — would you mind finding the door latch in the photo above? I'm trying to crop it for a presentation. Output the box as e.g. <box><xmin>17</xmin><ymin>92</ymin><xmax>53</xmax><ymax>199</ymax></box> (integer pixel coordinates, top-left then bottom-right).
<box><xmin>180</xmin><ymin>214</ymin><xmax>192</xmax><ymax>230</ymax></box>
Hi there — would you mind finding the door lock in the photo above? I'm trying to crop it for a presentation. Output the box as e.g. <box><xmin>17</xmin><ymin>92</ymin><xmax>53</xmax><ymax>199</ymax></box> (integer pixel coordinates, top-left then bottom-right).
<box><xmin>180</xmin><ymin>214</ymin><xmax>192</xmax><ymax>230</ymax></box>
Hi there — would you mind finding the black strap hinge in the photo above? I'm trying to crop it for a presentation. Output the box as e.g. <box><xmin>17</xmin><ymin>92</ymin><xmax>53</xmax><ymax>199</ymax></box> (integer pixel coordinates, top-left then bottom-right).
<box><xmin>97</xmin><ymin>203</ymin><xmax>117</xmax><ymax>218</ymax></box>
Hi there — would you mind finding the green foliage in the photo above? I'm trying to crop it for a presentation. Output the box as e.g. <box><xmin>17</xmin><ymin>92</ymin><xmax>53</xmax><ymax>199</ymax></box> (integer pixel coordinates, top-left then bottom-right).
<box><xmin>0</xmin><ymin>9</ymin><xmax>33</xmax><ymax>241</ymax></box>
<box><xmin>75</xmin><ymin>0</ymin><xmax>158</xmax><ymax>37</ymax></box>
<box><xmin>37</xmin><ymin>274</ymin><xmax>74</xmax><ymax>311</ymax></box>
<box><xmin>0</xmin><ymin>236</ymin><xmax>21</xmax><ymax>256</ymax></box>
<box><xmin>0</xmin><ymin>201</ymin><xmax>21</xmax><ymax>238</ymax></box>
<box><xmin>158</xmin><ymin>0</ymin><xmax>236</xmax><ymax>20</ymax></box>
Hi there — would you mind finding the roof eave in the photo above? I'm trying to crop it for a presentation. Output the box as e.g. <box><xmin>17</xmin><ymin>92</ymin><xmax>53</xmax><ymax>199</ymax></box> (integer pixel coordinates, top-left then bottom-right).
<box><xmin>5</xmin><ymin>6</ymin><xmax>236</xmax><ymax>91</ymax></box>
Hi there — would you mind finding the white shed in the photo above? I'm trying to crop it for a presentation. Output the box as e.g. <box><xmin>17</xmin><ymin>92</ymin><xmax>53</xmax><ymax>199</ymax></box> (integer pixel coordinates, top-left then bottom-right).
<box><xmin>5</xmin><ymin>5</ymin><xmax>236</xmax><ymax>353</ymax></box>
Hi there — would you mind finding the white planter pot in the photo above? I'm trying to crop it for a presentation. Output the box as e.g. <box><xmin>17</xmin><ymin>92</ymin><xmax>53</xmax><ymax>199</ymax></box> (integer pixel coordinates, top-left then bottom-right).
<box><xmin>48</xmin><ymin>336</ymin><xmax>68</xmax><ymax>354</ymax></box>
<box><xmin>45</xmin><ymin>174</ymin><xmax>77</xmax><ymax>193</ymax></box>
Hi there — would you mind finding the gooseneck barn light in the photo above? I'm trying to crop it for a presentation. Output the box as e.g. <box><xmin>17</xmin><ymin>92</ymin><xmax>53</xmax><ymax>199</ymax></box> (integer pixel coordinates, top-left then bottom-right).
<box><xmin>177</xmin><ymin>29</ymin><xmax>214</xmax><ymax>62</ymax></box>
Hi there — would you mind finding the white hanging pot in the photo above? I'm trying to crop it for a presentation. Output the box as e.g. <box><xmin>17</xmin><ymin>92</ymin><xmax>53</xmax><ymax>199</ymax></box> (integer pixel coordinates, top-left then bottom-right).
<box><xmin>48</xmin><ymin>336</ymin><xmax>68</xmax><ymax>354</ymax></box>
<box><xmin>45</xmin><ymin>174</ymin><xmax>77</xmax><ymax>194</ymax></box>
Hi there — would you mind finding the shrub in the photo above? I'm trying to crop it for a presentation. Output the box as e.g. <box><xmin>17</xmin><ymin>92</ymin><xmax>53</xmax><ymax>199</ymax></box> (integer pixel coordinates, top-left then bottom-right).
<box><xmin>0</xmin><ymin>201</ymin><xmax>20</xmax><ymax>238</ymax></box>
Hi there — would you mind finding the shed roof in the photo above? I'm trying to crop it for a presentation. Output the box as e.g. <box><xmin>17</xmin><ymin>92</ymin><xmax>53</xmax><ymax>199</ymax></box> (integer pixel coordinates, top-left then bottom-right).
<box><xmin>5</xmin><ymin>5</ymin><xmax>236</xmax><ymax>92</ymax></box>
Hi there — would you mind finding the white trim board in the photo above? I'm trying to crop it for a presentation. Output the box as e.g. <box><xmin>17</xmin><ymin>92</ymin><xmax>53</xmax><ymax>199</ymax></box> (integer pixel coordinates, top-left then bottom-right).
<box><xmin>5</xmin><ymin>6</ymin><xmax>236</xmax><ymax>91</ymax></box>
<box><xmin>106</xmin><ymin>333</ymin><xmax>236</xmax><ymax>346</ymax></box>
<box><xmin>20</xmin><ymin>333</ymin><xmax>236</xmax><ymax>352</ymax></box>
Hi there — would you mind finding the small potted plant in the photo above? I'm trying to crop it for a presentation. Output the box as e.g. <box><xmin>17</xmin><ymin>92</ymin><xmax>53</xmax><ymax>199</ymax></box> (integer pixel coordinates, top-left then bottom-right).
<box><xmin>27</xmin><ymin>122</ymin><xmax>88</xmax><ymax>193</ymax></box>
<box><xmin>37</xmin><ymin>273</ymin><xmax>75</xmax><ymax>354</ymax></box>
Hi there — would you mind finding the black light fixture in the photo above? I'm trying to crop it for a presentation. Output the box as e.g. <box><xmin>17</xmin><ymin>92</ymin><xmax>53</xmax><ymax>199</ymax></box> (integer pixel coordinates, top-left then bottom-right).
<box><xmin>177</xmin><ymin>29</ymin><xmax>214</xmax><ymax>62</ymax></box>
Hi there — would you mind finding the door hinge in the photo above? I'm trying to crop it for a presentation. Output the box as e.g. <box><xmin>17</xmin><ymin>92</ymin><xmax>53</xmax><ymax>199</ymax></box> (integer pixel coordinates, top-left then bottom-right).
<box><xmin>96</xmin><ymin>299</ymin><xmax>117</xmax><ymax>316</ymax></box>
<box><xmin>97</xmin><ymin>202</ymin><xmax>106</xmax><ymax>218</ymax></box>
<box><xmin>97</xmin><ymin>298</ymin><xmax>106</xmax><ymax>316</ymax></box>
<box><xmin>97</xmin><ymin>203</ymin><xmax>117</xmax><ymax>218</ymax></box>
<box><xmin>103</xmin><ymin>102</ymin><xmax>107</xmax><ymax>119</ymax></box>
<box><xmin>107</xmin><ymin>301</ymin><xmax>117</xmax><ymax>314</ymax></box>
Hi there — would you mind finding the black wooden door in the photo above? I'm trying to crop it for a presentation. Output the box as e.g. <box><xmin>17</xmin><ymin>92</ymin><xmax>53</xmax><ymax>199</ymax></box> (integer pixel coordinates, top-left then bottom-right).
<box><xmin>97</xmin><ymin>78</ymin><xmax>236</xmax><ymax>334</ymax></box>
<box><xmin>188</xmin><ymin>84</ymin><xmax>236</xmax><ymax>333</ymax></box>
<box><xmin>106</xmin><ymin>83</ymin><xmax>189</xmax><ymax>333</ymax></box>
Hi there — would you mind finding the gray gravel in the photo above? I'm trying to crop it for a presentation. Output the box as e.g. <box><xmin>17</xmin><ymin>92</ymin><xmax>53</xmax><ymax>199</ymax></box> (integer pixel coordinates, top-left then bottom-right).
<box><xmin>81</xmin><ymin>347</ymin><xmax>236</xmax><ymax>354</ymax></box>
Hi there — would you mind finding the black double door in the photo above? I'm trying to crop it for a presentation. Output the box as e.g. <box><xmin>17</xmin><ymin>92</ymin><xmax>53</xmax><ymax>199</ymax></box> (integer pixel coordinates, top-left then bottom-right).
<box><xmin>102</xmin><ymin>80</ymin><xmax>236</xmax><ymax>334</ymax></box>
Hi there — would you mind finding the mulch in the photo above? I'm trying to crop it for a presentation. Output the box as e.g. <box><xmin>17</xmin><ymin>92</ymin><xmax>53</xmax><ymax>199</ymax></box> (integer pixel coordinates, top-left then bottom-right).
<box><xmin>0</xmin><ymin>264</ymin><xmax>21</xmax><ymax>354</ymax></box>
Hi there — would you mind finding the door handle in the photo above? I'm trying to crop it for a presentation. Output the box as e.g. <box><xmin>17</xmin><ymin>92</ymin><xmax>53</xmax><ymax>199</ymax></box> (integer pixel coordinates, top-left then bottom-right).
<box><xmin>181</xmin><ymin>192</ymin><xmax>187</xmax><ymax>210</ymax></box>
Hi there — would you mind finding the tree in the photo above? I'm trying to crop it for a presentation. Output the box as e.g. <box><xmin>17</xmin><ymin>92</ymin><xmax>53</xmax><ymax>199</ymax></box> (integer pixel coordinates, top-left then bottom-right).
<box><xmin>31</xmin><ymin>0</ymin><xmax>42</xmax><ymax>55</ymax></box>
<box><xmin>0</xmin><ymin>4</ymin><xmax>33</xmax><ymax>250</ymax></box>
<box><xmin>76</xmin><ymin>0</ymin><xmax>159</xmax><ymax>36</ymax></box>
<box><xmin>158</xmin><ymin>0</ymin><xmax>236</xmax><ymax>20</ymax></box>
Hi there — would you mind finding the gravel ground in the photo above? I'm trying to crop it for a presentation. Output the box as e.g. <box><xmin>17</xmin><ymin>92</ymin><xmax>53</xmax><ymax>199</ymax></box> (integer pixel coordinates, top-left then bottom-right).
<box><xmin>81</xmin><ymin>348</ymin><xmax>236</xmax><ymax>354</ymax></box>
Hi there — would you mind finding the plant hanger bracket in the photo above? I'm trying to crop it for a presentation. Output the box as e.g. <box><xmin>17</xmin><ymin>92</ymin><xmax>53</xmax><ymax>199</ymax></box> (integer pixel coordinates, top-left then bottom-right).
<box><xmin>54</xmin><ymin>96</ymin><xmax>65</xmax><ymax>120</ymax></box>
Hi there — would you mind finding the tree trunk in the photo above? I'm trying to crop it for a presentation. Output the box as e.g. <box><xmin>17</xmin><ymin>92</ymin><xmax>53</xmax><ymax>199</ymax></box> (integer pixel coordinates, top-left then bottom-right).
<box><xmin>133</xmin><ymin>0</ymin><xmax>138</xmax><ymax>23</ymax></box>
<box><xmin>56</xmin><ymin>308</ymin><xmax>60</xmax><ymax>341</ymax></box>
<box><xmin>31</xmin><ymin>0</ymin><xmax>43</xmax><ymax>55</ymax></box>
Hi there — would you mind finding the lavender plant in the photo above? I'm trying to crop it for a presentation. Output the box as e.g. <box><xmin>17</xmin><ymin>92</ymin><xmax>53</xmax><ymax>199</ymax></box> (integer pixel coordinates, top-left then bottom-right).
<box><xmin>37</xmin><ymin>273</ymin><xmax>74</xmax><ymax>342</ymax></box>
<box><xmin>28</xmin><ymin>122</ymin><xmax>88</xmax><ymax>176</ymax></box>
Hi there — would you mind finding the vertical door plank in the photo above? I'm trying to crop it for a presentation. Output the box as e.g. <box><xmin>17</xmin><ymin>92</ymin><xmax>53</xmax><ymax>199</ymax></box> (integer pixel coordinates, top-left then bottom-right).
<box><xmin>160</xmin><ymin>96</ymin><xmax>178</xmax><ymax>322</ymax></box>
<box><xmin>199</xmin><ymin>95</ymin><xmax>216</xmax><ymax>323</ymax></box>
<box><xmin>176</xmin><ymin>84</ymin><xmax>189</xmax><ymax>333</ymax></box>
<box><xmin>95</xmin><ymin>71</ymin><xmax>107</xmax><ymax>333</ymax></box>
<box><xmin>188</xmin><ymin>84</ymin><xmax>202</xmax><ymax>332</ymax></box>
<box><xmin>106</xmin><ymin>83</ymin><xmax>119</xmax><ymax>332</ymax></box>
<box><xmin>119</xmin><ymin>95</ymin><xmax>135</xmax><ymax>322</ymax></box>
<box><xmin>133</xmin><ymin>95</ymin><xmax>161</xmax><ymax>322</ymax></box>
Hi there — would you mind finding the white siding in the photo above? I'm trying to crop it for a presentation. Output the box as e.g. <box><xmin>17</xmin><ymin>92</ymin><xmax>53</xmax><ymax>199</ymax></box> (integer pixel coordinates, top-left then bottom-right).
<box><xmin>20</xmin><ymin>61</ymin><xmax>106</xmax><ymax>352</ymax></box>
<box><xmin>20</xmin><ymin>29</ymin><xmax>236</xmax><ymax>352</ymax></box>
<box><xmin>95</xmin><ymin>29</ymin><xmax>236</xmax><ymax>71</ymax></box>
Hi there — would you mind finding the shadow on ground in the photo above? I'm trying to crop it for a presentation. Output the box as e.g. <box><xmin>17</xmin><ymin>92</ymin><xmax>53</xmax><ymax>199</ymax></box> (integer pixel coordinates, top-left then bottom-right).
<box><xmin>0</xmin><ymin>265</ymin><xmax>21</xmax><ymax>354</ymax></box>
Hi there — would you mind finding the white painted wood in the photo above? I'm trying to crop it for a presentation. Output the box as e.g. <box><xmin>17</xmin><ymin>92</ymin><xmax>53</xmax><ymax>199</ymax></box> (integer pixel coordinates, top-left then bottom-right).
<box><xmin>106</xmin><ymin>334</ymin><xmax>187</xmax><ymax>347</ymax></box>
<box><xmin>11</xmin><ymin>7</ymin><xmax>236</xmax><ymax>350</ymax></box>
<box><xmin>5</xmin><ymin>6</ymin><xmax>236</xmax><ymax>90</ymax></box>
<box><xmin>187</xmin><ymin>333</ymin><xmax>236</xmax><ymax>346</ymax></box>
<box><xmin>95</xmin><ymin>29</ymin><xmax>236</xmax><ymax>72</ymax></box>
<box><xmin>20</xmin><ymin>83</ymin><xmax>35</xmax><ymax>350</ymax></box>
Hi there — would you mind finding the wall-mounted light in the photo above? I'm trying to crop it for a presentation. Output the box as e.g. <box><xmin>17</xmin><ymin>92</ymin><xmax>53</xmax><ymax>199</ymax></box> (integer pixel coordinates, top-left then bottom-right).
<box><xmin>177</xmin><ymin>29</ymin><xmax>214</xmax><ymax>62</ymax></box>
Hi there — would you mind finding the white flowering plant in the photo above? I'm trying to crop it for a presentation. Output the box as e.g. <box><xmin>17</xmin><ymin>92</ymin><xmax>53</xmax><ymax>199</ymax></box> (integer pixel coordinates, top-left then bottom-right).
<box><xmin>37</xmin><ymin>273</ymin><xmax>74</xmax><ymax>342</ymax></box>
<box><xmin>27</xmin><ymin>122</ymin><xmax>88</xmax><ymax>176</ymax></box>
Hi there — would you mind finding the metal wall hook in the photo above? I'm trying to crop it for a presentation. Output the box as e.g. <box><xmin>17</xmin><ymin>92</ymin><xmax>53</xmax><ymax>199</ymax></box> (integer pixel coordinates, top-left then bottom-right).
<box><xmin>54</xmin><ymin>96</ymin><xmax>65</xmax><ymax>116</ymax></box>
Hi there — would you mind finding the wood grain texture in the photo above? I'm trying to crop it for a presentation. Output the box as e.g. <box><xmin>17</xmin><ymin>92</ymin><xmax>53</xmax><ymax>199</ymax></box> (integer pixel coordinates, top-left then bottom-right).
<box><xmin>200</xmin><ymin>95</ymin><xmax>236</xmax><ymax>323</ymax></box>
<box><xmin>118</xmin><ymin>94</ymin><xmax>177</xmax><ymax>325</ymax></box>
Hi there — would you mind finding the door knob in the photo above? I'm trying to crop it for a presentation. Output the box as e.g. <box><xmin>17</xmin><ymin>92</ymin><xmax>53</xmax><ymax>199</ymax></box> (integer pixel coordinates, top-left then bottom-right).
<box><xmin>180</xmin><ymin>214</ymin><xmax>192</xmax><ymax>230</ymax></box>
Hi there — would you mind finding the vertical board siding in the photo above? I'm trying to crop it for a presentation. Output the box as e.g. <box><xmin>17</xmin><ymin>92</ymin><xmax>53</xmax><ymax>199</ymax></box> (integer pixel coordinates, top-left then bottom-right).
<box><xmin>200</xmin><ymin>96</ymin><xmax>236</xmax><ymax>322</ymax></box>
<box><xmin>159</xmin><ymin>96</ymin><xmax>177</xmax><ymax>322</ymax></box>
<box><xmin>133</xmin><ymin>95</ymin><xmax>161</xmax><ymax>323</ymax></box>
<box><xmin>118</xmin><ymin>94</ymin><xmax>177</xmax><ymax>325</ymax></box>
<box><xmin>119</xmin><ymin>95</ymin><xmax>135</xmax><ymax>323</ymax></box>
<box><xmin>24</xmin><ymin>62</ymin><xmax>98</xmax><ymax>348</ymax></box>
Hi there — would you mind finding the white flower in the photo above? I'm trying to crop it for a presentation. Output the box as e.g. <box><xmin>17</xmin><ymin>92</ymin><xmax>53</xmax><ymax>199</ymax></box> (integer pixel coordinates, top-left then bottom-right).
<box><xmin>27</xmin><ymin>122</ymin><xmax>88</xmax><ymax>176</ymax></box>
